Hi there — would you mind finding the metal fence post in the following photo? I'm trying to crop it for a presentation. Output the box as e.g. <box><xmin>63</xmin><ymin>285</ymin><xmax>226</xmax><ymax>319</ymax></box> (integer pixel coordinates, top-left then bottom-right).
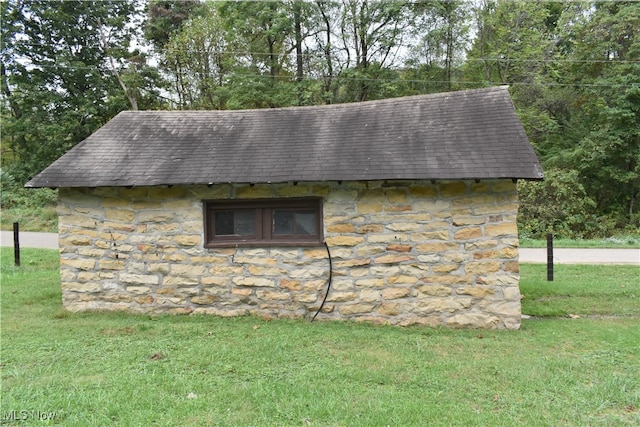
<box><xmin>547</xmin><ymin>233</ymin><xmax>553</xmax><ymax>281</ymax></box>
<box><xmin>13</xmin><ymin>222</ymin><xmax>21</xmax><ymax>267</ymax></box>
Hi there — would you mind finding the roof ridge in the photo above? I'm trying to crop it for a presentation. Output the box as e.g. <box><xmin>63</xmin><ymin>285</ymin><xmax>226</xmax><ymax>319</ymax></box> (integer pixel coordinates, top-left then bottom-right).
<box><xmin>118</xmin><ymin>86</ymin><xmax>510</xmax><ymax>115</ymax></box>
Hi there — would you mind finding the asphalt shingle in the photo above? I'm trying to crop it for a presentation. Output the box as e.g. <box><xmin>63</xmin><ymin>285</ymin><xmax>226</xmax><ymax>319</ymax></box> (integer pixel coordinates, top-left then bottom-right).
<box><xmin>26</xmin><ymin>86</ymin><xmax>543</xmax><ymax>188</ymax></box>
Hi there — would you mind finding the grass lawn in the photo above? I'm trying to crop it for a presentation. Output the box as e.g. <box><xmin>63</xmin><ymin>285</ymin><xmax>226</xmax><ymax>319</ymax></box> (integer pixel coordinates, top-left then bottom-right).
<box><xmin>520</xmin><ymin>264</ymin><xmax>640</xmax><ymax>318</ymax></box>
<box><xmin>1</xmin><ymin>248</ymin><xmax>639</xmax><ymax>426</ymax></box>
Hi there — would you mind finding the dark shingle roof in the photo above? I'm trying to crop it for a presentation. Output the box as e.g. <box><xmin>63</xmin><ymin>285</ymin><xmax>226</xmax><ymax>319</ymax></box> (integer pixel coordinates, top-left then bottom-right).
<box><xmin>26</xmin><ymin>86</ymin><xmax>543</xmax><ymax>188</ymax></box>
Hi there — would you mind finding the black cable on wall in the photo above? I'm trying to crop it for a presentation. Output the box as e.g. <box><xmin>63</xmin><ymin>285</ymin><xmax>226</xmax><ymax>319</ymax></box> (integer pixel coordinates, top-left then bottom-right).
<box><xmin>311</xmin><ymin>241</ymin><xmax>333</xmax><ymax>322</ymax></box>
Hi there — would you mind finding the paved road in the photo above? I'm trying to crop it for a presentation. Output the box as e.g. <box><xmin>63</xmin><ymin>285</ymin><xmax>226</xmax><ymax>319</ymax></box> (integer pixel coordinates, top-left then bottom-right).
<box><xmin>1</xmin><ymin>231</ymin><xmax>59</xmax><ymax>249</ymax></box>
<box><xmin>2</xmin><ymin>231</ymin><xmax>638</xmax><ymax>265</ymax></box>
<box><xmin>519</xmin><ymin>248</ymin><xmax>639</xmax><ymax>265</ymax></box>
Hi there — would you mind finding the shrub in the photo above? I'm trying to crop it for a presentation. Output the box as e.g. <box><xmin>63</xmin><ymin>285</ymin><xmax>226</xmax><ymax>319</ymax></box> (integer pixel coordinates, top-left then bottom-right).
<box><xmin>1</xmin><ymin>168</ymin><xmax>58</xmax><ymax>232</ymax></box>
<box><xmin>517</xmin><ymin>169</ymin><xmax>598</xmax><ymax>239</ymax></box>
<box><xmin>1</xmin><ymin>168</ymin><xmax>57</xmax><ymax>210</ymax></box>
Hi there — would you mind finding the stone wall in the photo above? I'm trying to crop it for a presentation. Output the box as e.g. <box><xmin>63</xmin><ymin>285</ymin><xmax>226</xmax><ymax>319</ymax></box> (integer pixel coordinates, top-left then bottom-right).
<box><xmin>57</xmin><ymin>179</ymin><xmax>522</xmax><ymax>329</ymax></box>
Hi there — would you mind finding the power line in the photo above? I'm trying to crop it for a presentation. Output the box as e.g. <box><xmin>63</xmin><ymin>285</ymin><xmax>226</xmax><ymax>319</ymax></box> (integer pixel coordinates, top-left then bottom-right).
<box><xmin>4</xmin><ymin>53</ymin><xmax>637</xmax><ymax>89</ymax></box>
<box><xmin>7</xmin><ymin>57</ymin><xmax>638</xmax><ymax>73</ymax></box>
<box><xmin>6</xmin><ymin>42</ymin><xmax>640</xmax><ymax>65</ymax></box>
<box><xmin>5</xmin><ymin>65</ymin><xmax>636</xmax><ymax>89</ymax></box>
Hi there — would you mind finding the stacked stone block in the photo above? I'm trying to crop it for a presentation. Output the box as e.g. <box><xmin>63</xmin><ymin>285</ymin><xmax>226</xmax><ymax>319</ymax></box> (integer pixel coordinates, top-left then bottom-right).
<box><xmin>57</xmin><ymin>179</ymin><xmax>522</xmax><ymax>329</ymax></box>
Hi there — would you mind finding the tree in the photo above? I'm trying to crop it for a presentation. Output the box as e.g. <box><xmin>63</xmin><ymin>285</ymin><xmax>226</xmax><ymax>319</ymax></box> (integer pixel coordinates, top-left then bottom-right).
<box><xmin>313</xmin><ymin>0</ymin><xmax>341</xmax><ymax>103</ymax></box>
<box><xmin>144</xmin><ymin>0</ymin><xmax>204</xmax><ymax>50</ymax></box>
<box><xmin>161</xmin><ymin>4</ymin><xmax>233</xmax><ymax>109</ymax></box>
<box><xmin>559</xmin><ymin>1</ymin><xmax>640</xmax><ymax>221</ymax></box>
<box><xmin>1</xmin><ymin>0</ymin><xmax>159</xmax><ymax>182</ymax></box>
<box><xmin>464</xmin><ymin>1</ymin><xmax>566</xmax><ymax>157</ymax></box>
<box><xmin>465</xmin><ymin>0</ymin><xmax>553</xmax><ymax>85</ymax></box>
<box><xmin>337</xmin><ymin>0</ymin><xmax>409</xmax><ymax>102</ymax></box>
<box><xmin>406</xmin><ymin>0</ymin><xmax>471</xmax><ymax>92</ymax></box>
<box><xmin>1</xmin><ymin>0</ymin><xmax>635</xmax><ymax>236</ymax></box>
<box><xmin>159</xmin><ymin>1</ymin><xmax>304</xmax><ymax>109</ymax></box>
<box><xmin>148</xmin><ymin>0</ymin><xmax>424</xmax><ymax>107</ymax></box>
<box><xmin>518</xmin><ymin>169</ymin><xmax>597</xmax><ymax>238</ymax></box>
<box><xmin>461</xmin><ymin>0</ymin><xmax>640</xmax><ymax>235</ymax></box>
<box><xmin>217</xmin><ymin>1</ymin><xmax>305</xmax><ymax>108</ymax></box>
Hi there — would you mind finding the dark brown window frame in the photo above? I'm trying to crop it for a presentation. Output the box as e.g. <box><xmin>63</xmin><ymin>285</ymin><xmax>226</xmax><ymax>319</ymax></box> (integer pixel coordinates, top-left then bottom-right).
<box><xmin>203</xmin><ymin>198</ymin><xmax>324</xmax><ymax>248</ymax></box>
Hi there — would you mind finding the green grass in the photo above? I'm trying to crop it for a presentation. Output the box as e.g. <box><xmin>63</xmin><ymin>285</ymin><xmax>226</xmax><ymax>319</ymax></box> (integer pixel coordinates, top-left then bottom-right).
<box><xmin>1</xmin><ymin>248</ymin><xmax>639</xmax><ymax>426</ymax></box>
<box><xmin>520</xmin><ymin>264</ymin><xmax>640</xmax><ymax>318</ymax></box>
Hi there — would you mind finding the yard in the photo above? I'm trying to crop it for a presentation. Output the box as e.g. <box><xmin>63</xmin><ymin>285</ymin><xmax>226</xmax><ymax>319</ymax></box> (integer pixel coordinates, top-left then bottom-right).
<box><xmin>1</xmin><ymin>248</ymin><xmax>638</xmax><ymax>426</ymax></box>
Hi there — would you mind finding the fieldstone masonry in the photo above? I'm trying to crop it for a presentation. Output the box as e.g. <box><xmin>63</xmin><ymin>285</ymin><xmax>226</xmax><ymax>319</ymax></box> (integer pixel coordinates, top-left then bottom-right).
<box><xmin>57</xmin><ymin>179</ymin><xmax>522</xmax><ymax>329</ymax></box>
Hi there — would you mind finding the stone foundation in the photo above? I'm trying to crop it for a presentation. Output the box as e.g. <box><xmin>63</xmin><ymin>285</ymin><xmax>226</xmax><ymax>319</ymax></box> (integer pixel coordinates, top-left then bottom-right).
<box><xmin>57</xmin><ymin>179</ymin><xmax>522</xmax><ymax>329</ymax></box>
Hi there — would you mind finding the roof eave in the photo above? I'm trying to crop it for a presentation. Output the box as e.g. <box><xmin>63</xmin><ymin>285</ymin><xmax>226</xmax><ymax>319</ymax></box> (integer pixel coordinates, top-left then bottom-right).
<box><xmin>25</xmin><ymin>174</ymin><xmax>544</xmax><ymax>190</ymax></box>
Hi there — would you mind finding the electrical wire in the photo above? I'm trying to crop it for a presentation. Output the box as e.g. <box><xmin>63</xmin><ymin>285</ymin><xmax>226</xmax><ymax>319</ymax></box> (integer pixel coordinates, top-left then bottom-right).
<box><xmin>7</xmin><ymin>43</ymin><xmax>640</xmax><ymax>64</ymax></box>
<box><xmin>5</xmin><ymin>63</ymin><xmax>636</xmax><ymax>89</ymax></box>
<box><xmin>311</xmin><ymin>241</ymin><xmax>333</xmax><ymax>322</ymax></box>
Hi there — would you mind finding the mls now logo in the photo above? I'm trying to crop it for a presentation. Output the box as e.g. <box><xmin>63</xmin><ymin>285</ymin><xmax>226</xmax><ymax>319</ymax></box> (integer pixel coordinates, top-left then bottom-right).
<box><xmin>1</xmin><ymin>410</ymin><xmax>58</xmax><ymax>421</ymax></box>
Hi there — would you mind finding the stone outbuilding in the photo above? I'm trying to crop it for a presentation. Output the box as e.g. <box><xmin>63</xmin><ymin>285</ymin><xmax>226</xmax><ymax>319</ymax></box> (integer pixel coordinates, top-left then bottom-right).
<box><xmin>27</xmin><ymin>86</ymin><xmax>543</xmax><ymax>329</ymax></box>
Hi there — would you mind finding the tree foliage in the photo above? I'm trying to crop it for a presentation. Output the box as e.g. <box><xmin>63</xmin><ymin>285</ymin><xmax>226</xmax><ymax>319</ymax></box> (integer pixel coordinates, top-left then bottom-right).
<box><xmin>1</xmin><ymin>0</ymin><xmax>638</xmax><ymax>237</ymax></box>
<box><xmin>562</xmin><ymin>2</ymin><xmax>640</xmax><ymax>221</ymax></box>
<box><xmin>518</xmin><ymin>169</ymin><xmax>597</xmax><ymax>239</ymax></box>
<box><xmin>1</xmin><ymin>0</ymin><xmax>163</xmax><ymax>182</ymax></box>
<box><xmin>466</xmin><ymin>0</ymin><xmax>639</xmax><ymax>237</ymax></box>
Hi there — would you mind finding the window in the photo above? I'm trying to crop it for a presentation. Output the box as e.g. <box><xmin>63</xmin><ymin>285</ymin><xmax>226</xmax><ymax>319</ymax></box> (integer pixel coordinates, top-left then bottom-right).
<box><xmin>204</xmin><ymin>198</ymin><xmax>323</xmax><ymax>247</ymax></box>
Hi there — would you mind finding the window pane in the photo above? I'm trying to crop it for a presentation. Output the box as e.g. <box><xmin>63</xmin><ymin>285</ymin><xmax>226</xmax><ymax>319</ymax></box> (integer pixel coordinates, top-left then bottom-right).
<box><xmin>296</xmin><ymin>210</ymin><xmax>317</xmax><ymax>235</ymax></box>
<box><xmin>214</xmin><ymin>211</ymin><xmax>235</xmax><ymax>235</ymax></box>
<box><xmin>214</xmin><ymin>209</ymin><xmax>255</xmax><ymax>236</ymax></box>
<box><xmin>273</xmin><ymin>209</ymin><xmax>317</xmax><ymax>236</ymax></box>
<box><xmin>234</xmin><ymin>210</ymin><xmax>256</xmax><ymax>235</ymax></box>
<box><xmin>273</xmin><ymin>210</ymin><xmax>294</xmax><ymax>235</ymax></box>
